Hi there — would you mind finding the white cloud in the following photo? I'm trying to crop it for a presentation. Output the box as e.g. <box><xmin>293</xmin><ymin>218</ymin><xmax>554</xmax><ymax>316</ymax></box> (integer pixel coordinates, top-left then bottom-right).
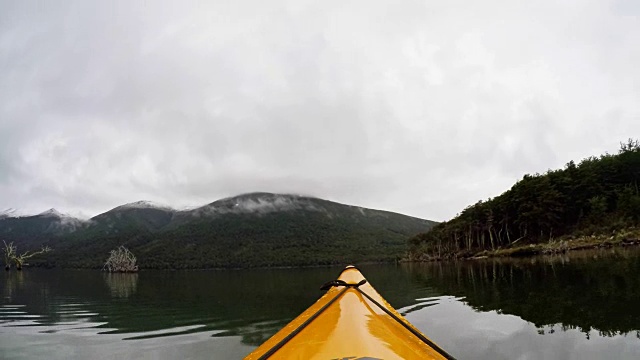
<box><xmin>1</xmin><ymin>0</ymin><xmax>638</xmax><ymax>221</ymax></box>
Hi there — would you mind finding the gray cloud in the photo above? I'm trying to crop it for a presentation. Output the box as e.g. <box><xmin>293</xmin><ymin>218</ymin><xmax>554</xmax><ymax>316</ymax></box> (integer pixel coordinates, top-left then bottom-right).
<box><xmin>1</xmin><ymin>0</ymin><xmax>639</xmax><ymax>220</ymax></box>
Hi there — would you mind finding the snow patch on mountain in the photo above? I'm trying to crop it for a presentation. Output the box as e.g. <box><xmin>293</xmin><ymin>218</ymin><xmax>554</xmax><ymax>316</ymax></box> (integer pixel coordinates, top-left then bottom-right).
<box><xmin>35</xmin><ymin>209</ymin><xmax>88</xmax><ymax>231</ymax></box>
<box><xmin>0</xmin><ymin>208</ymin><xmax>22</xmax><ymax>219</ymax></box>
<box><xmin>189</xmin><ymin>193</ymin><xmax>323</xmax><ymax>217</ymax></box>
<box><xmin>114</xmin><ymin>200</ymin><xmax>174</xmax><ymax>211</ymax></box>
<box><xmin>38</xmin><ymin>208</ymin><xmax>65</xmax><ymax>217</ymax></box>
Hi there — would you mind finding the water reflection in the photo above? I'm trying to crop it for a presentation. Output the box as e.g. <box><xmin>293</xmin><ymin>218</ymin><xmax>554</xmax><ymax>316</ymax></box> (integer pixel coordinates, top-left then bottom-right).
<box><xmin>0</xmin><ymin>266</ymin><xmax>435</xmax><ymax>346</ymax></box>
<box><xmin>405</xmin><ymin>247</ymin><xmax>640</xmax><ymax>338</ymax></box>
<box><xmin>104</xmin><ymin>273</ymin><xmax>138</xmax><ymax>298</ymax></box>
<box><xmin>2</xmin><ymin>250</ymin><xmax>640</xmax><ymax>359</ymax></box>
<box><xmin>2</xmin><ymin>270</ymin><xmax>25</xmax><ymax>299</ymax></box>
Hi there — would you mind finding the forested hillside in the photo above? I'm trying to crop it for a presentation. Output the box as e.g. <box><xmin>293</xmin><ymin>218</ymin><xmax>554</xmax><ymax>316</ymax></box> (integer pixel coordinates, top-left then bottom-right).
<box><xmin>1</xmin><ymin>193</ymin><xmax>436</xmax><ymax>269</ymax></box>
<box><xmin>408</xmin><ymin>139</ymin><xmax>640</xmax><ymax>260</ymax></box>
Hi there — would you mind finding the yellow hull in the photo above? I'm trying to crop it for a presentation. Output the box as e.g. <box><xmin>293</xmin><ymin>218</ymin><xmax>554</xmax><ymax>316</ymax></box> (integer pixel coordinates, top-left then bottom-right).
<box><xmin>245</xmin><ymin>266</ymin><xmax>454</xmax><ymax>360</ymax></box>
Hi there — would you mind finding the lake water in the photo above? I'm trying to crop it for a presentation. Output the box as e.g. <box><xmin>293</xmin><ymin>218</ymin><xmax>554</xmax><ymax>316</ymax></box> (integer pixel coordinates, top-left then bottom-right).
<box><xmin>2</xmin><ymin>248</ymin><xmax>640</xmax><ymax>359</ymax></box>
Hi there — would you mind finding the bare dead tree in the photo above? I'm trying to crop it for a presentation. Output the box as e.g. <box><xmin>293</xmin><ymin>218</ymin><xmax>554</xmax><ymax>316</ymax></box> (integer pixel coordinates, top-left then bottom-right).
<box><xmin>103</xmin><ymin>246</ymin><xmax>138</xmax><ymax>273</ymax></box>
<box><xmin>3</xmin><ymin>240</ymin><xmax>52</xmax><ymax>270</ymax></box>
<box><xmin>3</xmin><ymin>240</ymin><xmax>16</xmax><ymax>270</ymax></box>
<box><xmin>14</xmin><ymin>246</ymin><xmax>52</xmax><ymax>270</ymax></box>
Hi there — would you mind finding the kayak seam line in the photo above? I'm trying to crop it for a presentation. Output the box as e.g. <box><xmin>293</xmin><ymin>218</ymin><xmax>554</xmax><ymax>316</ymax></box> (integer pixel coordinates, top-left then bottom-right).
<box><xmin>356</xmin><ymin>288</ymin><xmax>458</xmax><ymax>360</ymax></box>
<box><xmin>256</xmin><ymin>287</ymin><xmax>349</xmax><ymax>360</ymax></box>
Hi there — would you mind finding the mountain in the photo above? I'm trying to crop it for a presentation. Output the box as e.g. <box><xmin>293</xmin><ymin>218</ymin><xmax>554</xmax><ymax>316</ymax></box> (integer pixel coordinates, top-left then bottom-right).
<box><xmin>0</xmin><ymin>208</ymin><xmax>86</xmax><ymax>245</ymax></box>
<box><xmin>2</xmin><ymin>193</ymin><xmax>437</xmax><ymax>269</ymax></box>
<box><xmin>87</xmin><ymin>201</ymin><xmax>176</xmax><ymax>234</ymax></box>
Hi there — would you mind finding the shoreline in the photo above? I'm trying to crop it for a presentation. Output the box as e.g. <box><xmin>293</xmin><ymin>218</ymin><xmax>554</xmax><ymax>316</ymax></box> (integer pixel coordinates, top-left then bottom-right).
<box><xmin>22</xmin><ymin>259</ymin><xmax>397</xmax><ymax>272</ymax></box>
<box><xmin>406</xmin><ymin>228</ymin><xmax>640</xmax><ymax>262</ymax></box>
<box><xmin>473</xmin><ymin>235</ymin><xmax>640</xmax><ymax>260</ymax></box>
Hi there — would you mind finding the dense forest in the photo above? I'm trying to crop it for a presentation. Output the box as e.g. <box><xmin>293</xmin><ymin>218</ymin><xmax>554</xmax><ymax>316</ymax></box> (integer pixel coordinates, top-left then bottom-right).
<box><xmin>1</xmin><ymin>193</ymin><xmax>436</xmax><ymax>269</ymax></box>
<box><xmin>52</xmin><ymin>210</ymin><xmax>432</xmax><ymax>269</ymax></box>
<box><xmin>408</xmin><ymin>139</ymin><xmax>640</xmax><ymax>260</ymax></box>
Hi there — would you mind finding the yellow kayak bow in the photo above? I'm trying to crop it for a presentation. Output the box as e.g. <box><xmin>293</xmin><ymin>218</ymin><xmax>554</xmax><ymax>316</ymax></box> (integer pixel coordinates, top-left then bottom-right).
<box><xmin>245</xmin><ymin>265</ymin><xmax>455</xmax><ymax>360</ymax></box>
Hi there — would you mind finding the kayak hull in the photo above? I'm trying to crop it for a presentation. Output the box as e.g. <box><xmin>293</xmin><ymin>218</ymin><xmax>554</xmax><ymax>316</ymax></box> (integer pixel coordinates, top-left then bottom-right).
<box><xmin>244</xmin><ymin>266</ymin><xmax>451</xmax><ymax>360</ymax></box>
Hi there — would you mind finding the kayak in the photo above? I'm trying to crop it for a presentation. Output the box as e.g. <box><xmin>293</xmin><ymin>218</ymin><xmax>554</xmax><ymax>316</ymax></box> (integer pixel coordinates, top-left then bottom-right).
<box><xmin>244</xmin><ymin>265</ymin><xmax>455</xmax><ymax>360</ymax></box>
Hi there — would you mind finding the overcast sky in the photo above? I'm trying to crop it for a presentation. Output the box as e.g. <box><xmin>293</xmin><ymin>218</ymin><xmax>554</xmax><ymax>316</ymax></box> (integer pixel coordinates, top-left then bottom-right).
<box><xmin>1</xmin><ymin>0</ymin><xmax>639</xmax><ymax>221</ymax></box>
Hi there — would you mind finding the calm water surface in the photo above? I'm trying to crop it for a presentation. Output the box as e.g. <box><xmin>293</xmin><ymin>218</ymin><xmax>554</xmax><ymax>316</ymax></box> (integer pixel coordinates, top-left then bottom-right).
<box><xmin>2</xmin><ymin>248</ymin><xmax>640</xmax><ymax>359</ymax></box>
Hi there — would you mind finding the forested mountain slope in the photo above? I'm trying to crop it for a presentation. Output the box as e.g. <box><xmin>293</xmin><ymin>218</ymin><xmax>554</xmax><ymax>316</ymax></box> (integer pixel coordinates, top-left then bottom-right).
<box><xmin>409</xmin><ymin>139</ymin><xmax>640</xmax><ymax>259</ymax></box>
<box><xmin>1</xmin><ymin>193</ymin><xmax>437</xmax><ymax>268</ymax></box>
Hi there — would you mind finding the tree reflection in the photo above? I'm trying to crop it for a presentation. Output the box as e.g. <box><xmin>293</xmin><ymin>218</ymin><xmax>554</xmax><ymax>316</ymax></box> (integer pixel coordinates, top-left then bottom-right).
<box><xmin>104</xmin><ymin>273</ymin><xmax>138</xmax><ymax>298</ymax></box>
<box><xmin>2</xmin><ymin>270</ymin><xmax>25</xmax><ymax>300</ymax></box>
<box><xmin>406</xmin><ymin>248</ymin><xmax>640</xmax><ymax>338</ymax></box>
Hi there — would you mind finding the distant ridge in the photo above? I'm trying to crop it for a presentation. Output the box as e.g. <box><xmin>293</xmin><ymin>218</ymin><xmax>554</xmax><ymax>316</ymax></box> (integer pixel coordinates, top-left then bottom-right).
<box><xmin>0</xmin><ymin>193</ymin><xmax>437</xmax><ymax>269</ymax></box>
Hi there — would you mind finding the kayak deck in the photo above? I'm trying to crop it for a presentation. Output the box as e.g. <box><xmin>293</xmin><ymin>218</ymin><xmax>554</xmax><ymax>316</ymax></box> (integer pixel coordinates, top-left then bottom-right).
<box><xmin>244</xmin><ymin>265</ymin><xmax>453</xmax><ymax>360</ymax></box>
